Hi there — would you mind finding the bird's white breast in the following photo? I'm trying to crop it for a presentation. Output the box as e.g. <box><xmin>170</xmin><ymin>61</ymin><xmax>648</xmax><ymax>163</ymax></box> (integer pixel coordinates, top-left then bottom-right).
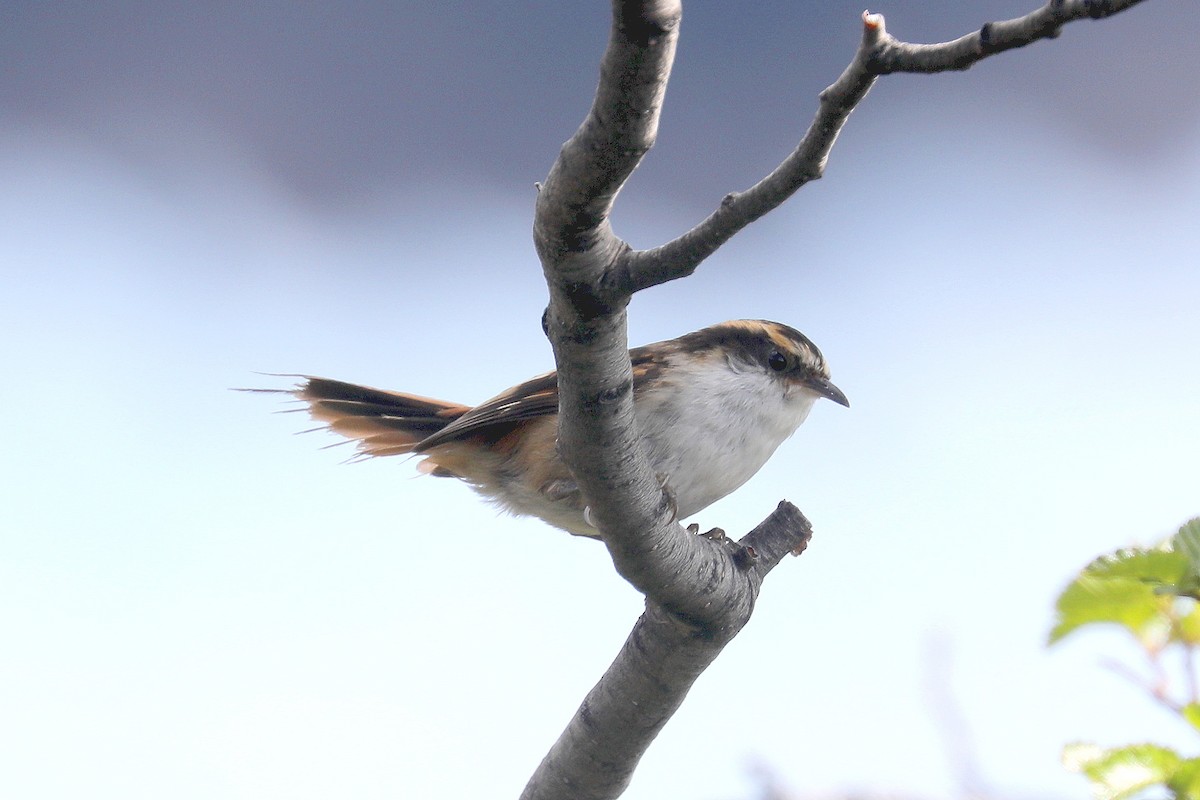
<box><xmin>635</xmin><ymin>358</ymin><xmax>817</xmax><ymax>519</ymax></box>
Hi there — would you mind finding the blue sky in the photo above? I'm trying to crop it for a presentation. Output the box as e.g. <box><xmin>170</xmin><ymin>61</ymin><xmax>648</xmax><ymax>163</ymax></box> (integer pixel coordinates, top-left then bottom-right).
<box><xmin>2</xmin><ymin>2</ymin><xmax>1198</xmax><ymax>798</ymax></box>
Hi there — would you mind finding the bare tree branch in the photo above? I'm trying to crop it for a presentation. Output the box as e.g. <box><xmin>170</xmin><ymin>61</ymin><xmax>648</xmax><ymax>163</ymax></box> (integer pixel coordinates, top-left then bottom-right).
<box><xmin>527</xmin><ymin>1</ymin><xmax>1152</xmax><ymax>798</ymax></box>
<box><xmin>536</xmin><ymin>0</ymin><xmax>1154</xmax><ymax>615</ymax></box>
<box><xmin>534</xmin><ymin>1</ymin><xmax>679</xmax><ymax>263</ymax></box>
<box><xmin>535</xmin><ymin>0</ymin><xmax>752</xmax><ymax>620</ymax></box>
<box><xmin>520</xmin><ymin>503</ymin><xmax>812</xmax><ymax>800</ymax></box>
<box><xmin>530</xmin><ymin>8</ymin><xmax>816</xmax><ymax>798</ymax></box>
<box><xmin>625</xmin><ymin>0</ymin><xmax>1150</xmax><ymax>291</ymax></box>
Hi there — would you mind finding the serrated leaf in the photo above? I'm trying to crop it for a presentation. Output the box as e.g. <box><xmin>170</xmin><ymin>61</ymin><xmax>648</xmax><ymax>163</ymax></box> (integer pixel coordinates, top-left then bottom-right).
<box><xmin>1050</xmin><ymin>548</ymin><xmax>1188</xmax><ymax>645</ymax></box>
<box><xmin>1087</xmin><ymin>547</ymin><xmax>1189</xmax><ymax>584</ymax></box>
<box><xmin>1050</xmin><ymin>573</ymin><xmax>1174</xmax><ymax>645</ymax></box>
<box><xmin>1063</xmin><ymin>741</ymin><xmax>1183</xmax><ymax>800</ymax></box>
<box><xmin>1172</xmin><ymin>519</ymin><xmax>1200</xmax><ymax>597</ymax></box>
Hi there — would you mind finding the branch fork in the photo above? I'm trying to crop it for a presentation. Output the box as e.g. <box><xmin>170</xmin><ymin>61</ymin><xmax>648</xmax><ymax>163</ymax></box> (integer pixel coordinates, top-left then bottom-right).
<box><xmin>524</xmin><ymin>2</ymin><xmax>1151</xmax><ymax>797</ymax></box>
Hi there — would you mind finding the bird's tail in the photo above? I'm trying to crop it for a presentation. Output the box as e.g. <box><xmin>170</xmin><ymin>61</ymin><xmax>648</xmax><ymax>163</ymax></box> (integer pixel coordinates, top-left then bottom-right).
<box><xmin>260</xmin><ymin>376</ymin><xmax>471</xmax><ymax>458</ymax></box>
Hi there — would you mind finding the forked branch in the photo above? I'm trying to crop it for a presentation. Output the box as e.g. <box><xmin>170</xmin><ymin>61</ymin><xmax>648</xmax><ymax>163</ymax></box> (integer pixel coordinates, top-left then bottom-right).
<box><xmin>625</xmin><ymin>0</ymin><xmax>1151</xmax><ymax>291</ymax></box>
<box><xmin>520</xmin><ymin>503</ymin><xmax>812</xmax><ymax>800</ymax></box>
<box><xmin>528</xmin><ymin>2</ymin><xmax>1152</xmax><ymax>799</ymax></box>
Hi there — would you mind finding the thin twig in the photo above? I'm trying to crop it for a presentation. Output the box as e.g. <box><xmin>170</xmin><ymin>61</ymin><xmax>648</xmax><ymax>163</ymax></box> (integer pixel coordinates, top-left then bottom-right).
<box><xmin>622</xmin><ymin>0</ymin><xmax>1151</xmax><ymax>293</ymax></box>
<box><xmin>1100</xmin><ymin>656</ymin><xmax>1185</xmax><ymax>715</ymax></box>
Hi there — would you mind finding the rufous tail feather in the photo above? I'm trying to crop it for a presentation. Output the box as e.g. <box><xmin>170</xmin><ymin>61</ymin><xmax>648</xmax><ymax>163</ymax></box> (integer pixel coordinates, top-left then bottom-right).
<box><xmin>288</xmin><ymin>377</ymin><xmax>469</xmax><ymax>458</ymax></box>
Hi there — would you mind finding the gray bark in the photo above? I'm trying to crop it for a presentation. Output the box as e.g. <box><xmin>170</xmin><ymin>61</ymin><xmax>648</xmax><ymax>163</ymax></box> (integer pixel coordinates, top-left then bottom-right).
<box><xmin>525</xmin><ymin>3</ymin><xmax>1151</xmax><ymax>799</ymax></box>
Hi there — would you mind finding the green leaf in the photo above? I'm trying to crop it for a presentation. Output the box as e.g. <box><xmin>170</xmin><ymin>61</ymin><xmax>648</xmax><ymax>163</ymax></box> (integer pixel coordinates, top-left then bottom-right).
<box><xmin>1169</xmin><ymin>756</ymin><xmax>1200</xmax><ymax>798</ymax></box>
<box><xmin>1169</xmin><ymin>519</ymin><xmax>1200</xmax><ymax>600</ymax></box>
<box><xmin>1172</xmin><ymin>519</ymin><xmax>1200</xmax><ymax>573</ymax></box>
<box><xmin>1182</xmin><ymin>704</ymin><xmax>1200</xmax><ymax>734</ymax></box>
<box><xmin>1086</xmin><ymin>547</ymin><xmax>1189</xmax><ymax>584</ymax></box>
<box><xmin>1050</xmin><ymin>548</ymin><xmax>1187</xmax><ymax>645</ymax></box>
<box><xmin>1063</xmin><ymin>741</ymin><xmax>1183</xmax><ymax>800</ymax></box>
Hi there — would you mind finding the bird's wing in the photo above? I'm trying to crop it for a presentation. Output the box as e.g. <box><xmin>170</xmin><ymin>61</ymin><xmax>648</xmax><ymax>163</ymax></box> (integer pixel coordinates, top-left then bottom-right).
<box><xmin>413</xmin><ymin>345</ymin><xmax>670</xmax><ymax>451</ymax></box>
<box><xmin>413</xmin><ymin>369</ymin><xmax>561</xmax><ymax>450</ymax></box>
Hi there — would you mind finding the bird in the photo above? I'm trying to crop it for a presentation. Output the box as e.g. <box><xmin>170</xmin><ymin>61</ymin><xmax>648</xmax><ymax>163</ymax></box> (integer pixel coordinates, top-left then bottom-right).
<box><xmin>269</xmin><ymin>319</ymin><xmax>847</xmax><ymax>538</ymax></box>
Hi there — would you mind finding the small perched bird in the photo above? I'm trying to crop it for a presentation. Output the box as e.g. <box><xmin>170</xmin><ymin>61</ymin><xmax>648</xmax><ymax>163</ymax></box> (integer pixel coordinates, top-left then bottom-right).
<box><xmin>274</xmin><ymin>320</ymin><xmax>847</xmax><ymax>537</ymax></box>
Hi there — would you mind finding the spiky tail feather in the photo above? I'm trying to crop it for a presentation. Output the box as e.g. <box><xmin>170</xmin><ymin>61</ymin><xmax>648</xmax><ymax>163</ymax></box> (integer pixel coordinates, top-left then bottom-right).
<box><xmin>287</xmin><ymin>377</ymin><xmax>470</xmax><ymax>458</ymax></box>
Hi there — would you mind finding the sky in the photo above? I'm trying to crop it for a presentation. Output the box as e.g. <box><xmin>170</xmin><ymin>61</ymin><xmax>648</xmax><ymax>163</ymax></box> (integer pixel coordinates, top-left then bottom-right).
<box><xmin>2</xmin><ymin>2</ymin><xmax>1198</xmax><ymax>799</ymax></box>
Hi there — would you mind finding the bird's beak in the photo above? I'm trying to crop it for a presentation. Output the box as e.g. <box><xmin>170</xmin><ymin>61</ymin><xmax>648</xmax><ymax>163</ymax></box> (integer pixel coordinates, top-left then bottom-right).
<box><xmin>804</xmin><ymin>375</ymin><xmax>850</xmax><ymax>407</ymax></box>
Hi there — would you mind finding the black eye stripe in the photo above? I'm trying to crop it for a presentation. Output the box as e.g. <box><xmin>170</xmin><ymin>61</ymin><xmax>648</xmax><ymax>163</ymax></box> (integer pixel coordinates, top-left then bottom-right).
<box><xmin>667</xmin><ymin>320</ymin><xmax>827</xmax><ymax>376</ymax></box>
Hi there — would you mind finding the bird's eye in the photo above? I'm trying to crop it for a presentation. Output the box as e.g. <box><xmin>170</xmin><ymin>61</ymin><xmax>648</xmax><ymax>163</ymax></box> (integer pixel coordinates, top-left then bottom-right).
<box><xmin>767</xmin><ymin>350</ymin><xmax>788</xmax><ymax>372</ymax></box>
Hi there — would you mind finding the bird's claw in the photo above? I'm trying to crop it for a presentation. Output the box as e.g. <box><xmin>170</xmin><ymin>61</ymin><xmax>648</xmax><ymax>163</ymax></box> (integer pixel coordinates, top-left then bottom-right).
<box><xmin>657</xmin><ymin>474</ymin><xmax>678</xmax><ymax>524</ymax></box>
